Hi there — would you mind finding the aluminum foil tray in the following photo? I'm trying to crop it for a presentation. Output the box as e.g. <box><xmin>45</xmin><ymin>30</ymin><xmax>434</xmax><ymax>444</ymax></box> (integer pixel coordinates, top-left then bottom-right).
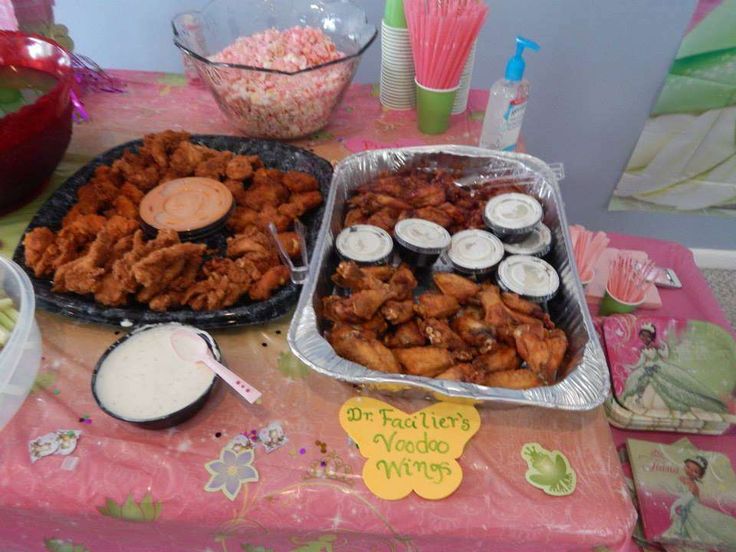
<box><xmin>287</xmin><ymin>145</ymin><xmax>609</xmax><ymax>410</ymax></box>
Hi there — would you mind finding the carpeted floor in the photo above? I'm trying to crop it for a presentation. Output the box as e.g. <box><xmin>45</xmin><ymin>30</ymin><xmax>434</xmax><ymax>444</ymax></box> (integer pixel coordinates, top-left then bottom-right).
<box><xmin>702</xmin><ymin>269</ymin><xmax>736</xmax><ymax>331</ymax></box>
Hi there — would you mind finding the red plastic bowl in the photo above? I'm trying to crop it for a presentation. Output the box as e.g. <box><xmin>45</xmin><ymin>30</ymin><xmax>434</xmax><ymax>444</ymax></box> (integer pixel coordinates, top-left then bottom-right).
<box><xmin>0</xmin><ymin>31</ymin><xmax>73</xmax><ymax>212</ymax></box>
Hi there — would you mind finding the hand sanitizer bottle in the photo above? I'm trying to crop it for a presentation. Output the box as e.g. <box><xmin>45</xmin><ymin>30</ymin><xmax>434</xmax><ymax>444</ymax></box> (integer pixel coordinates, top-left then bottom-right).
<box><xmin>479</xmin><ymin>36</ymin><xmax>540</xmax><ymax>152</ymax></box>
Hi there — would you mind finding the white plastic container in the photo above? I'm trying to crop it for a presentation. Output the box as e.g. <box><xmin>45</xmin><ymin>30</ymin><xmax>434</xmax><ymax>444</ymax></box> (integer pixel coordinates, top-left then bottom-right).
<box><xmin>0</xmin><ymin>256</ymin><xmax>41</xmax><ymax>431</ymax></box>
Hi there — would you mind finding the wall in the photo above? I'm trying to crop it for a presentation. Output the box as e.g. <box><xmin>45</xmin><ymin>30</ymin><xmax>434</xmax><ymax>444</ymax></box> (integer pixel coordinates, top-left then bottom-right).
<box><xmin>56</xmin><ymin>0</ymin><xmax>735</xmax><ymax>249</ymax></box>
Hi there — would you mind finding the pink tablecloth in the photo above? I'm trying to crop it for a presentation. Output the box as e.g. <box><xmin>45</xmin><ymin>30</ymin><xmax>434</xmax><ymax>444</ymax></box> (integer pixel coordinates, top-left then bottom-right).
<box><xmin>0</xmin><ymin>71</ymin><xmax>639</xmax><ymax>552</ymax></box>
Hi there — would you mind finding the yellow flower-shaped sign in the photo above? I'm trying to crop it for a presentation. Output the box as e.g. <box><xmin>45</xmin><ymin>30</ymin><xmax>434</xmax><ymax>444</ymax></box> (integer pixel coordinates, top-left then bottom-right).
<box><xmin>339</xmin><ymin>397</ymin><xmax>481</xmax><ymax>500</ymax></box>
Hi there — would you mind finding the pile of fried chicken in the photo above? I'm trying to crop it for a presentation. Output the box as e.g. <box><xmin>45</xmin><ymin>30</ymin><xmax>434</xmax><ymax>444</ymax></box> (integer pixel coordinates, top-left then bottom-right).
<box><xmin>344</xmin><ymin>170</ymin><xmax>522</xmax><ymax>233</ymax></box>
<box><xmin>22</xmin><ymin>130</ymin><xmax>322</xmax><ymax>311</ymax></box>
<box><xmin>324</xmin><ymin>261</ymin><xmax>568</xmax><ymax>390</ymax></box>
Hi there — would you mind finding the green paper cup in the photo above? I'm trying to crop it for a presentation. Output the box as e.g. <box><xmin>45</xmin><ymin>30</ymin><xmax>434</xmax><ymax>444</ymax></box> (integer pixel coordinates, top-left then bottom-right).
<box><xmin>598</xmin><ymin>285</ymin><xmax>645</xmax><ymax>316</ymax></box>
<box><xmin>384</xmin><ymin>0</ymin><xmax>407</xmax><ymax>29</ymax></box>
<box><xmin>415</xmin><ymin>79</ymin><xmax>459</xmax><ymax>135</ymax></box>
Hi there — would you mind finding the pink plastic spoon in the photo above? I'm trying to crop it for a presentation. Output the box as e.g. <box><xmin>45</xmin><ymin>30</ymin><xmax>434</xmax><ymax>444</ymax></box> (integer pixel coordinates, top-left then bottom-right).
<box><xmin>170</xmin><ymin>329</ymin><xmax>262</xmax><ymax>404</ymax></box>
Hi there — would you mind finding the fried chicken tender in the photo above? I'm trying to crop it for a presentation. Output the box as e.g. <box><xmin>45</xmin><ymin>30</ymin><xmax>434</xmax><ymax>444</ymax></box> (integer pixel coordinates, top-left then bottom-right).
<box><xmin>223</xmin><ymin>179</ymin><xmax>248</xmax><ymax>206</ymax></box>
<box><xmin>194</xmin><ymin>150</ymin><xmax>234</xmax><ymax>180</ymax></box>
<box><xmin>278</xmin><ymin>191</ymin><xmax>323</xmax><ymax>219</ymax></box>
<box><xmin>276</xmin><ymin>232</ymin><xmax>301</xmax><ymax>258</ymax></box>
<box><xmin>418</xmin><ymin>318</ymin><xmax>466</xmax><ymax>350</ymax></box>
<box><xmin>244</xmin><ymin>173</ymin><xmax>289</xmax><ymax>210</ymax></box>
<box><xmin>248</xmin><ymin>265</ymin><xmax>290</xmax><ymax>301</ymax></box>
<box><xmin>225</xmin><ymin>156</ymin><xmax>254</xmax><ymax>181</ymax></box>
<box><xmin>52</xmin><ymin>217</ymin><xmax>138</xmax><ymax>295</ymax></box>
<box><xmin>132</xmin><ymin>242</ymin><xmax>206</xmax><ymax>305</ymax></box>
<box><xmin>143</xmin><ymin>130</ymin><xmax>190</xmax><ymax>168</ymax></box>
<box><xmin>433</xmin><ymin>272</ymin><xmax>480</xmax><ymax>304</ymax></box>
<box><xmin>415</xmin><ymin>293</ymin><xmax>460</xmax><ymax>319</ymax></box>
<box><xmin>328</xmin><ymin>325</ymin><xmax>401</xmax><ymax>374</ymax></box>
<box><xmin>23</xmin><ymin>227</ymin><xmax>59</xmax><ymax>277</ymax></box>
<box><xmin>112</xmin><ymin>229</ymin><xmax>180</xmax><ymax>294</ymax></box>
<box><xmin>283</xmin><ymin>171</ymin><xmax>318</xmax><ymax>193</ymax></box>
<box><xmin>384</xmin><ymin>320</ymin><xmax>426</xmax><ymax>348</ymax></box>
<box><xmin>381</xmin><ymin>299</ymin><xmax>415</xmax><ymax>325</ymax></box>
<box><xmin>394</xmin><ymin>347</ymin><xmax>454</xmax><ymax>377</ymax></box>
<box><xmin>513</xmin><ymin>325</ymin><xmax>568</xmax><ymax>383</ymax></box>
<box><xmin>169</xmin><ymin>141</ymin><xmax>206</xmax><ymax>175</ymax></box>
<box><xmin>436</xmin><ymin>364</ymin><xmax>471</xmax><ymax>381</ymax></box>
<box><xmin>183</xmin><ymin>258</ymin><xmax>254</xmax><ymax>310</ymax></box>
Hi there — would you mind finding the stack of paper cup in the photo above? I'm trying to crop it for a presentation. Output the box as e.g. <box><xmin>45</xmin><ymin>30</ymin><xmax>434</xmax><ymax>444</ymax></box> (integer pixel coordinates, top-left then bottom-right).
<box><xmin>452</xmin><ymin>41</ymin><xmax>477</xmax><ymax>115</ymax></box>
<box><xmin>380</xmin><ymin>19</ymin><xmax>415</xmax><ymax>110</ymax></box>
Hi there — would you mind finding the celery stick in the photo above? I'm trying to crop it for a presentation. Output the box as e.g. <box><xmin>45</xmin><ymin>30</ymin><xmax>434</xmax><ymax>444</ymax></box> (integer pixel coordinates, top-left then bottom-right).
<box><xmin>4</xmin><ymin>307</ymin><xmax>18</xmax><ymax>322</ymax></box>
<box><xmin>0</xmin><ymin>310</ymin><xmax>13</xmax><ymax>332</ymax></box>
<box><xmin>0</xmin><ymin>327</ymin><xmax>7</xmax><ymax>347</ymax></box>
<box><xmin>0</xmin><ymin>298</ymin><xmax>12</xmax><ymax>310</ymax></box>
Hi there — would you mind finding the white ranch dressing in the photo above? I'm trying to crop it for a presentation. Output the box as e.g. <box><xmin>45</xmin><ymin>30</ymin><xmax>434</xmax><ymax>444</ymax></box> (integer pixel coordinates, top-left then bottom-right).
<box><xmin>95</xmin><ymin>325</ymin><xmax>215</xmax><ymax>421</ymax></box>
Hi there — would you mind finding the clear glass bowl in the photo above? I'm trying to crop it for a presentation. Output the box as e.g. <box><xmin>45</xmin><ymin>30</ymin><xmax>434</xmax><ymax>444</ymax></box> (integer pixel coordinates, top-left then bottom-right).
<box><xmin>172</xmin><ymin>0</ymin><xmax>376</xmax><ymax>139</ymax></box>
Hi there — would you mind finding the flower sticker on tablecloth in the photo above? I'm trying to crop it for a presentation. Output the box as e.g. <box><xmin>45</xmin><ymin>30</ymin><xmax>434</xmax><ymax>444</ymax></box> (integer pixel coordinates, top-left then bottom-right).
<box><xmin>204</xmin><ymin>448</ymin><xmax>259</xmax><ymax>501</ymax></box>
<box><xmin>44</xmin><ymin>538</ymin><xmax>90</xmax><ymax>552</ymax></box>
<box><xmin>521</xmin><ymin>442</ymin><xmax>576</xmax><ymax>497</ymax></box>
<box><xmin>258</xmin><ymin>421</ymin><xmax>288</xmax><ymax>453</ymax></box>
<box><xmin>29</xmin><ymin>430</ymin><xmax>80</xmax><ymax>463</ymax></box>
<box><xmin>97</xmin><ymin>492</ymin><xmax>162</xmax><ymax>522</ymax></box>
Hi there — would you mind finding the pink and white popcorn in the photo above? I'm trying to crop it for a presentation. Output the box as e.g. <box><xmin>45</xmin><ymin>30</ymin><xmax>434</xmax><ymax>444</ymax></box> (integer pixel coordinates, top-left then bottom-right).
<box><xmin>208</xmin><ymin>26</ymin><xmax>355</xmax><ymax>138</ymax></box>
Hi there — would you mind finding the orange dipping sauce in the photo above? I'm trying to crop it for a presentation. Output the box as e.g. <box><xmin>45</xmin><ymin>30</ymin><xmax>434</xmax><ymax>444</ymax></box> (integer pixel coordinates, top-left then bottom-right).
<box><xmin>140</xmin><ymin>177</ymin><xmax>233</xmax><ymax>232</ymax></box>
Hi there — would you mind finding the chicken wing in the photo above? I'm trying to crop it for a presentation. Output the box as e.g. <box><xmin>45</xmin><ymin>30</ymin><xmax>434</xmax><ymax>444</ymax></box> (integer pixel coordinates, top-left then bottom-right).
<box><xmin>418</xmin><ymin>318</ymin><xmax>466</xmax><ymax>350</ymax></box>
<box><xmin>393</xmin><ymin>347</ymin><xmax>454</xmax><ymax>377</ymax></box>
<box><xmin>380</xmin><ymin>299</ymin><xmax>415</xmax><ymax>325</ymax></box>
<box><xmin>414</xmin><ymin>293</ymin><xmax>460</xmax><ymax>319</ymax></box>
<box><xmin>433</xmin><ymin>272</ymin><xmax>480</xmax><ymax>304</ymax></box>
<box><xmin>484</xmin><ymin>369</ymin><xmax>541</xmax><ymax>390</ymax></box>
<box><xmin>384</xmin><ymin>320</ymin><xmax>426</xmax><ymax>348</ymax></box>
<box><xmin>328</xmin><ymin>325</ymin><xmax>401</xmax><ymax>374</ymax></box>
<box><xmin>451</xmin><ymin>310</ymin><xmax>496</xmax><ymax>351</ymax></box>
<box><xmin>387</xmin><ymin>264</ymin><xmax>418</xmax><ymax>301</ymax></box>
<box><xmin>331</xmin><ymin>261</ymin><xmax>386</xmax><ymax>291</ymax></box>
<box><xmin>513</xmin><ymin>325</ymin><xmax>568</xmax><ymax>383</ymax></box>
<box><xmin>472</xmin><ymin>346</ymin><xmax>521</xmax><ymax>373</ymax></box>
<box><xmin>225</xmin><ymin>155</ymin><xmax>254</xmax><ymax>181</ymax></box>
<box><xmin>501</xmin><ymin>292</ymin><xmax>553</xmax><ymax>328</ymax></box>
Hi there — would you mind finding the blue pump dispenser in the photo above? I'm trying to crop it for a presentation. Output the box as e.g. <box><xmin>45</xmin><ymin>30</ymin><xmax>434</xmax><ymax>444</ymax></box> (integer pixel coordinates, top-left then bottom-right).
<box><xmin>504</xmin><ymin>36</ymin><xmax>540</xmax><ymax>82</ymax></box>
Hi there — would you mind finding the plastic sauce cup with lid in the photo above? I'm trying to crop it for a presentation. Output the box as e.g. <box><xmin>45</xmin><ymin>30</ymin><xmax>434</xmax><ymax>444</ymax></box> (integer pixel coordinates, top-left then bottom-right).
<box><xmin>447</xmin><ymin>229</ymin><xmax>505</xmax><ymax>277</ymax></box>
<box><xmin>140</xmin><ymin>177</ymin><xmax>234</xmax><ymax>240</ymax></box>
<box><xmin>496</xmin><ymin>255</ymin><xmax>560</xmax><ymax>302</ymax></box>
<box><xmin>335</xmin><ymin>224</ymin><xmax>394</xmax><ymax>265</ymax></box>
<box><xmin>483</xmin><ymin>193</ymin><xmax>543</xmax><ymax>243</ymax></box>
<box><xmin>394</xmin><ymin>218</ymin><xmax>451</xmax><ymax>268</ymax></box>
<box><xmin>502</xmin><ymin>223</ymin><xmax>552</xmax><ymax>257</ymax></box>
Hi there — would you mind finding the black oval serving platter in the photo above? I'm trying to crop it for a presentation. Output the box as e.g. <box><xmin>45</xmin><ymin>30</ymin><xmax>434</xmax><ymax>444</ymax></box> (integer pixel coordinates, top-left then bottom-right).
<box><xmin>12</xmin><ymin>135</ymin><xmax>333</xmax><ymax>329</ymax></box>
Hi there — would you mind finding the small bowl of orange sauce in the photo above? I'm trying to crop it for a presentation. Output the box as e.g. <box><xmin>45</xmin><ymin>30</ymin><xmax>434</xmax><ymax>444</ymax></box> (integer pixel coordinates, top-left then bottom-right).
<box><xmin>139</xmin><ymin>177</ymin><xmax>234</xmax><ymax>240</ymax></box>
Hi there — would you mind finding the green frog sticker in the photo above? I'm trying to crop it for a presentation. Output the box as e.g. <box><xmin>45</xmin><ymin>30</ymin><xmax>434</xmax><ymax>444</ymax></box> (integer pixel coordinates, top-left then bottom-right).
<box><xmin>521</xmin><ymin>442</ymin><xmax>576</xmax><ymax>497</ymax></box>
